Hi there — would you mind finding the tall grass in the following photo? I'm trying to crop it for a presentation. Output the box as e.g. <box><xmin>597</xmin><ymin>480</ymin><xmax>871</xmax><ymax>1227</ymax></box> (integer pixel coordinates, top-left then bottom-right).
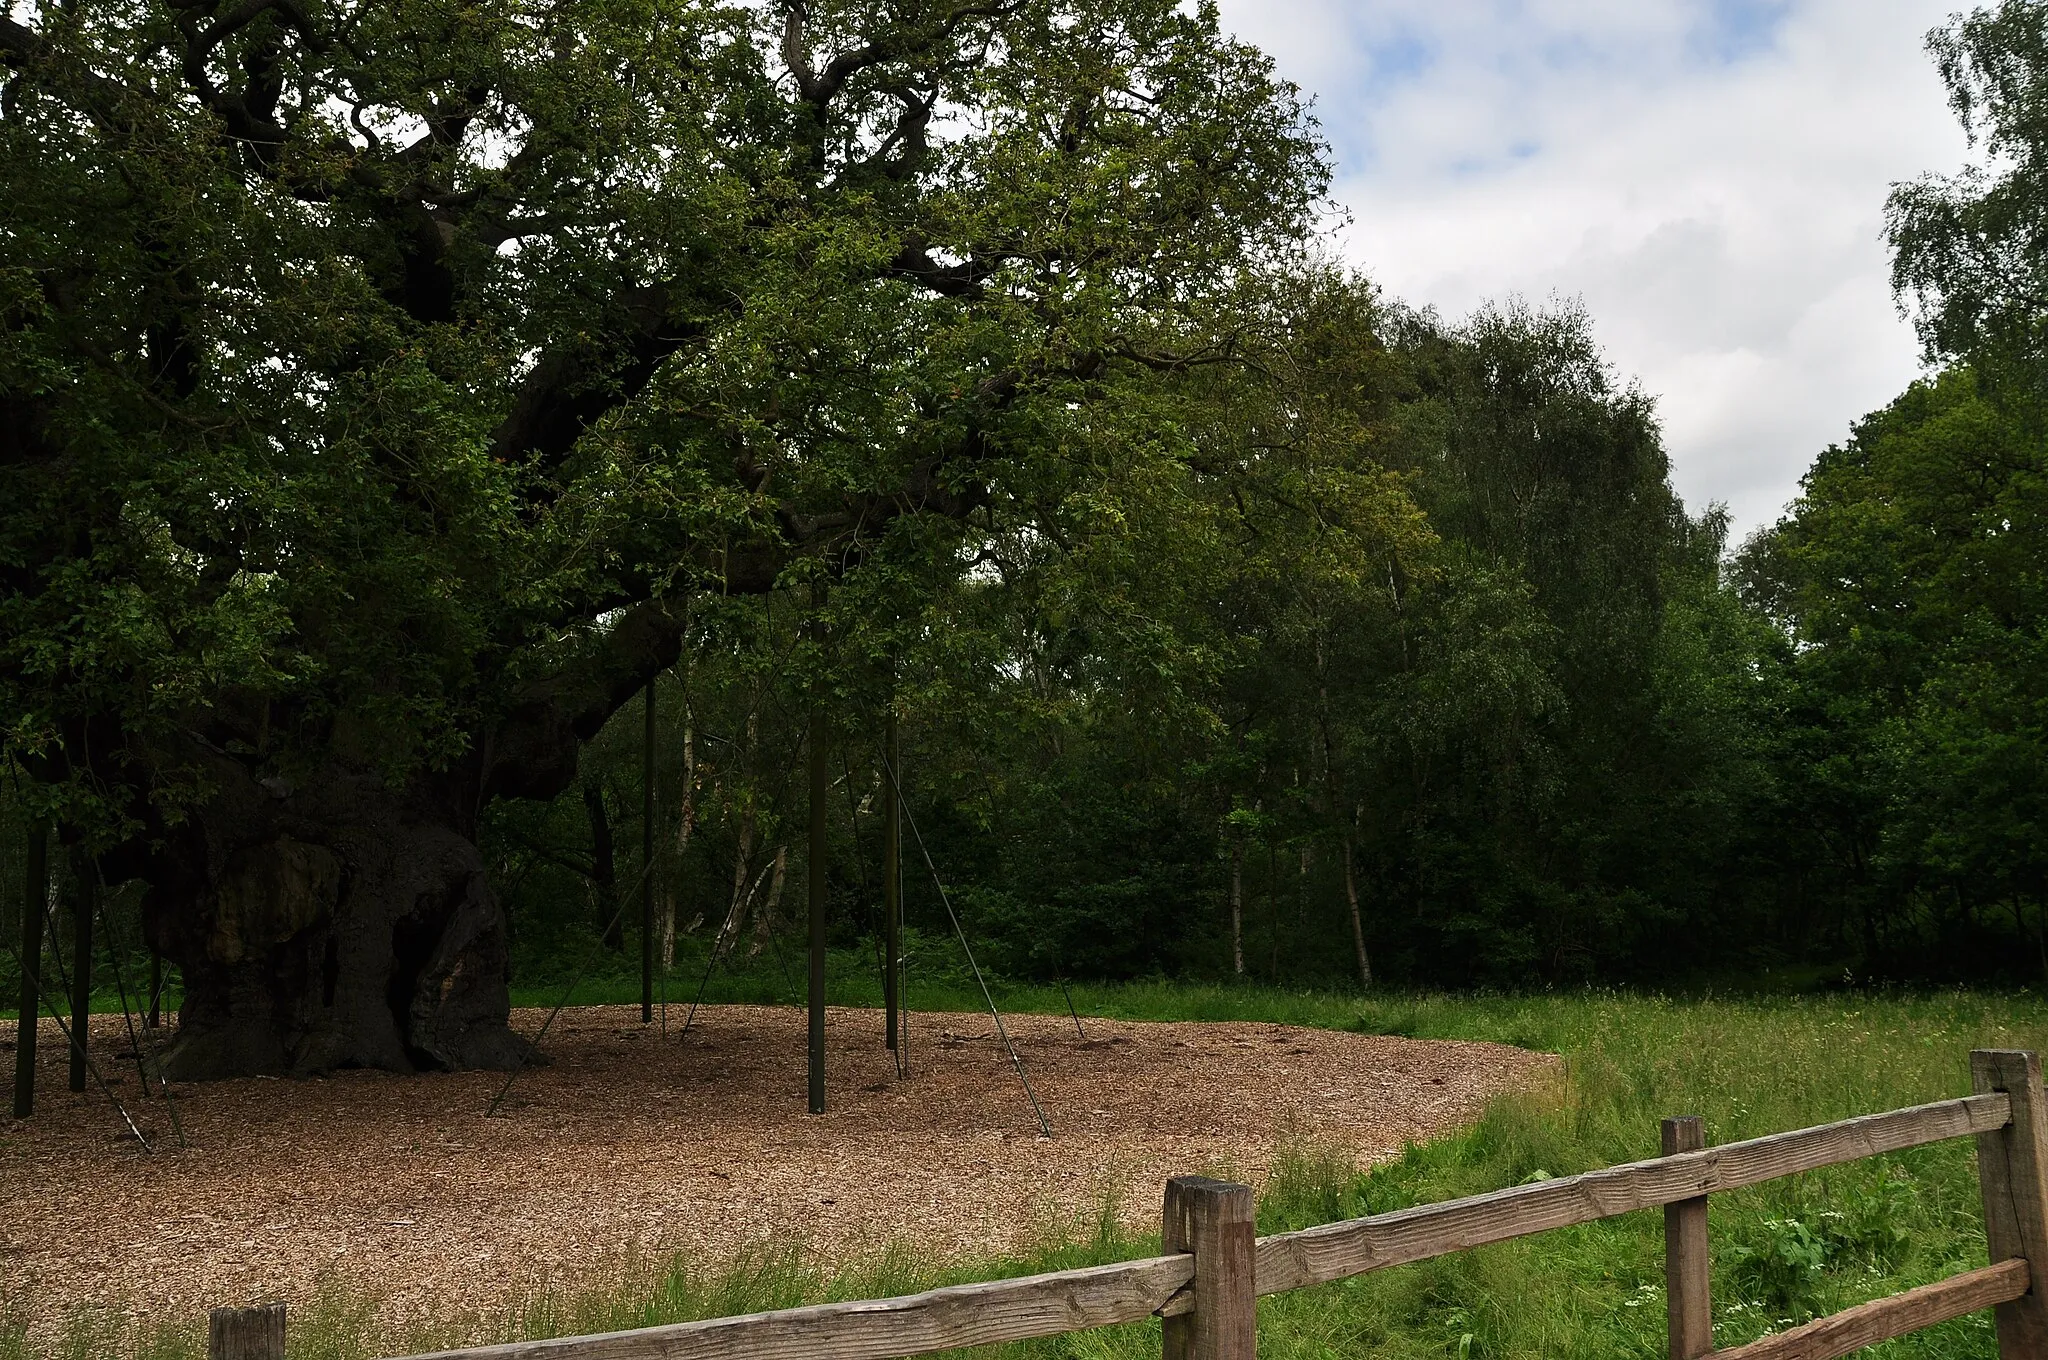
<box><xmin>5</xmin><ymin>988</ymin><xmax>2041</xmax><ymax>1359</ymax></box>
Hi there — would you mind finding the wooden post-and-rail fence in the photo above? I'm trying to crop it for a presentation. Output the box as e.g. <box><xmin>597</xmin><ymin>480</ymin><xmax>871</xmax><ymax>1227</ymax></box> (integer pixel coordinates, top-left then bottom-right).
<box><xmin>207</xmin><ymin>1048</ymin><xmax>2048</xmax><ymax>1360</ymax></box>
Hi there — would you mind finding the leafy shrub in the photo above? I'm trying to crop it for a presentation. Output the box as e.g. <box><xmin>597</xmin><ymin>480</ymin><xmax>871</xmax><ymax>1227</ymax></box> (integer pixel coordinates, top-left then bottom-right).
<box><xmin>1726</xmin><ymin>1162</ymin><xmax>1916</xmax><ymax>1319</ymax></box>
<box><xmin>1823</xmin><ymin>1167</ymin><xmax>1914</xmax><ymax>1269</ymax></box>
<box><xmin>1728</xmin><ymin>1216</ymin><xmax>1833</xmax><ymax>1316</ymax></box>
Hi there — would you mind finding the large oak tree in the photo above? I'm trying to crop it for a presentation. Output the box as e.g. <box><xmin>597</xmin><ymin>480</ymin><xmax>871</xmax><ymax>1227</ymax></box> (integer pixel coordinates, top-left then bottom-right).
<box><xmin>0</xmin><ymin>0</ymin><xmax>1323</xmax><ymax>1074</ymax></box>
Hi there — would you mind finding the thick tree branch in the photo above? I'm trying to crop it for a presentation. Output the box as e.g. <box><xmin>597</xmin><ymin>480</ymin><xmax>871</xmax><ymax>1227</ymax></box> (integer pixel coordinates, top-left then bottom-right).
<box><xmin>860</xmin><ymin>84</ymin><xmax>934</xmax><ymax>182</ymax></box>
<box><xmin>483</xmin><ymin>342</ymin><xmax>1110</xmax><ymax>798</ymax></box>
<box><xmin>488</xmin><ymin>283</ymin><xmax>708</xmax><ymax>471</ymax></box>
<box><xmin>0</xmin><ymin>14</ymin><xmax>45</xmax><ymax>66</ymax></box>
<box><xmin>191</xmin><ymin>0</ymin><xmax>323</xmax><ymax>55</ymax></box>
<box><xmin>887</xmin><ymin>237</ymin><xmax>1004</xmax><ymax>297</ymax></box>
<box><xmin>810</xmin><ymin>1</ymin><xmax>1021</xmax><ymax>108</ymax></box>
<box><xmin>780</xmin><ymin>1</ymin><xmax>820</xmax><ymax>103</ymax></box>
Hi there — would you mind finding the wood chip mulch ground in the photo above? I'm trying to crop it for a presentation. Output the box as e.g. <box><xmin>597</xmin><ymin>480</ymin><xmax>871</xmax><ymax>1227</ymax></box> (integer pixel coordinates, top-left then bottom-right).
<box><xmin>0</xmin><ymin>1004</ymin><xmax>1558</xmax><ymax>1346</ymax></box>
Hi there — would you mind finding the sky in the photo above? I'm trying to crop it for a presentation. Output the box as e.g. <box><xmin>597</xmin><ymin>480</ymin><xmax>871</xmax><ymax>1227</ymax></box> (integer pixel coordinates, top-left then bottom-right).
<box><xmin>1213</xmin><ymin>0</ymin><xmax>1973</xmax><ymax>539</ymax></box>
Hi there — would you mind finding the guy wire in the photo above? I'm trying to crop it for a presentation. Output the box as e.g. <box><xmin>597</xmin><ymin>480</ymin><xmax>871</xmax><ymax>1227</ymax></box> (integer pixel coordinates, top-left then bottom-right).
<box><xmin>90</xmin><ymin>861</ymin><xmax>187</xmax><ymax>1146</ymax></box>
<box><xmin>6</xmin><ymin>917</ymin><xmax>150</xmax><ymax>1151</ymax></box>
<box><xmin>486</xmin><ymin>851</ymin><xmax>658</xmax><ymax>1117</ymax></box>
<box><xmin>877</xmin><ymin>749</ymin><xmax>1051</xmax><ymax>1139</ymax></box>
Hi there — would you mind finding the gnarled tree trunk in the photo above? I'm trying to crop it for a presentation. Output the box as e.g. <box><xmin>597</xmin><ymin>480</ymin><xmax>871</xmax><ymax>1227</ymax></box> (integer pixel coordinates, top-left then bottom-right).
<box><xmin>139</xmin><ymin>753</ymin><xmax>527</xmax><ymax>1078</ymax></box>
<box><xmin>123</xmin><ymin>605</ymin><xmax>688</xmax><ymax>1079</ymax></box>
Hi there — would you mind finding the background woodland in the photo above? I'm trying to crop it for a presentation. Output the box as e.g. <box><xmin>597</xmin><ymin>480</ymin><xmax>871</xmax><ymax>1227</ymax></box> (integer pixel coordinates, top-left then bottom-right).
<box><xmin>4</xmin><ymin>0</ymin><xmax>2048</xmax><ymax>1023</ymax></box>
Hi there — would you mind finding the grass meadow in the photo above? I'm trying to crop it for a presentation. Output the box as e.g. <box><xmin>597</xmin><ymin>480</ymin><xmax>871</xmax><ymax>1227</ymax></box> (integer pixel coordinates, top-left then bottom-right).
<box><xmin>7</xmin><ymin>976</ymin><xmax>2044</xmax><ymax>1360</ymax></box>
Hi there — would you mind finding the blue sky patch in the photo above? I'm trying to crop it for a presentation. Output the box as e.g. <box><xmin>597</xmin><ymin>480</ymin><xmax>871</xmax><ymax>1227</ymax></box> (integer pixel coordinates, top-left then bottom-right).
<box><xmin>1366</xmin><ymin>29</ymin><xmax>1437</xmax><ymax>84</ymax></box>
<box><xmin>1689</xmin><ymin>0</ymin><xmax>1796</xmax><ymax>64</ymax></box>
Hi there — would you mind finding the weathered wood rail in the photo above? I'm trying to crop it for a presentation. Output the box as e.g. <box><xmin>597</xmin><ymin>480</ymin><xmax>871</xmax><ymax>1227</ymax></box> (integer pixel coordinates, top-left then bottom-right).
<box><xmin>209</xmin><ymin>1048</ymin><xmax>2048</xmax><ymax>1360</ymax></box>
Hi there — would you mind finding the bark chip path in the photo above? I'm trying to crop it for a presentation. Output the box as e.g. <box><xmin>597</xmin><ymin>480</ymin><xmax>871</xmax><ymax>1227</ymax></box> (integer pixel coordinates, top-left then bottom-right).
<box><xmin>0</xmin><ymin>1005</ymin><xmax>1557</xmax><ymax>1344</ymax></box>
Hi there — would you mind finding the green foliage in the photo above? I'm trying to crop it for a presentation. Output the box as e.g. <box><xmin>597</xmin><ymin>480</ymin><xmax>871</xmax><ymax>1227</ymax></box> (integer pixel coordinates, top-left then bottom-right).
<box><xmin>1739</xmin><ymin>365</ymin><xmax>2048</xmax><ymax>979</ymax></box>
<box><xmin>0</xmin><ymin>0</ymin><xmax>1327</xmax><ymax>844</ymax></box>
<box><xmin>1745</xmin><ymin>1</ymin><xmax>2048</xmax><ymax>981</ymax></box>
<box><xmin>1889</xmin><ymin>0</ymin><xmax>2048</xmax><ymax>382</ymax></box>
<box><xmin>9</xmin><ymin>0</ymin><xmax>2043</xmax><ymax>1009</ymax></box>
<box><xmin>550</xmin><ymin>277</ymin><xmax>1778</xmax><ymax>993</ymax></box>
<box><xmin>1727</xmin><ymin>1215</ymin><xmax>1833</xmax><ymax>1316</ymax></box>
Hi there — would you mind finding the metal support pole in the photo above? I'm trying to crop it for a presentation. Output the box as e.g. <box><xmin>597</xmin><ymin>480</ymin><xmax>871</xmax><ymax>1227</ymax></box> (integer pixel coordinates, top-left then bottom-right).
<box><xmin>69</xmin><ymin>857</ymin><xmax>92</xmax><ymax>1093</ymax></box>
<box><xmin>641</xmin><ymin>676</ymin><xmax>655</xmax><ymax>1025</ymax></box>
<box><xmin>808</xmin><ymin>705</ymin><xmax>828</xmax><ymax>1115</ymax></box>
<box><xmin>13</xmin><ymin>822</ymin><xmax>47</xmax><ymax>1119</ymax></box>
<box><xmin>884</xmin><ymin>712</ymin><xmax>901</xmax><ymax>1052</ymax></box>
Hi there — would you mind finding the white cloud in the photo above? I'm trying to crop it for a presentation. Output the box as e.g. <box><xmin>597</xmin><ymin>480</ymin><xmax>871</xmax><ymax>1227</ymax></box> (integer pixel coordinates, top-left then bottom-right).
<box><xmin>1216</xmin><ymin>0</ymin><xmax>1971</xmax><ymax>537</ymax></box>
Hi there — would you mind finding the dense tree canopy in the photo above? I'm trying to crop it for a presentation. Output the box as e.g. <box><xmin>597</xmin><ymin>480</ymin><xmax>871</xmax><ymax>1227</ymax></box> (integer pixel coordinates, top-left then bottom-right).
<box><xmin>1741</xmin><ymin>370</ymin><xmax>2048</xmax><ymax>976</ymax></box>
<box><xmin>6</xmin><ymin>0</ymin><xmax>2048</xmax><ymax>1073</ymax></box>
<box><xmin>0</xmin><ymin>0</ymin><xmax>1328</xmax><ymax>1072</ymax></box>
<box><xmin>2</xmin><ymin>0</ymin><xmax>1322</xmax><ymax>820</ymax></box>
<box><xmin>518</xmin><ymin>283</ymin><xmax>1783</xmax><ymax>994</ymax></box>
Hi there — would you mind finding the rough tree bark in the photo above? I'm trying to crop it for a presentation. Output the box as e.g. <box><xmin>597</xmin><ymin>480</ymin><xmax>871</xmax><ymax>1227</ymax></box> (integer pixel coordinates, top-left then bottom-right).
<box><xmin>661</xmin><ymin>707</ymin><xmax>697</xmax><ymax>972</ymax></box>
<box><xmin>118</xmin><ymin>603</ymin><xmax>692</xmax><ymax>1078</ymax></box>
<box><xmin>142</xmin><ymin>762</ymin><xmax>528</xmax><ymax>1078</ymax></box>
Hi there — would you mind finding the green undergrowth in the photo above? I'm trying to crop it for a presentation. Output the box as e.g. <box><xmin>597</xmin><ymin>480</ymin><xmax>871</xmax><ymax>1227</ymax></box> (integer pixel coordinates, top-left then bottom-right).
<box><xmin>4</xmin><ymin>988</ymin><xmax>2042</xmax><ymax>1359</ymax></box>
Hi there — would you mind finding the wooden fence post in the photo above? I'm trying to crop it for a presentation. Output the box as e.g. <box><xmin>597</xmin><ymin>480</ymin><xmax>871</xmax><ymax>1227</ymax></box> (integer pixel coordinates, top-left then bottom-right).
<box><xmin>1973</xmin><ymin>1049</ymin><xmax>2048</xmax><ymax>1359</ymax></box>
<box><xmin>1162</xmin><ymin>1176</ymin><xmax>1256</xmax><ymax>1360</ymax></box>
<box><xmin>208</xmin><ymin>1303</ymin><xmax>285</xmax><ymax>1360</ymax></box>
<box><xmin>1663</xmin><ymin>1115</ymin><xmax>1712</xmax><ymax>1360</ymax></box>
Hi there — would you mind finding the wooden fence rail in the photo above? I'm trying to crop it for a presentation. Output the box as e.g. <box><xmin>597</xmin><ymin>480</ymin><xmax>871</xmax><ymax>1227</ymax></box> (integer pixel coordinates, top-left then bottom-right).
<box><xmin>209</xmin><ymin>1048</ymin><xmax>2048</xmax><ymax>1360</ymax></box>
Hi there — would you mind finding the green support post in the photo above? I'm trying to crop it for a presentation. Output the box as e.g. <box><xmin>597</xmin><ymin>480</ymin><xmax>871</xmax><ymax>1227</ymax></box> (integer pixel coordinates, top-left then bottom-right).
<box><xmin>13</xmin><ymin>823</ymin><xmax>47</xmax><ymax>1118</ymax></box>
<box><xmin>641</xmin><ymin>677</ymin><xmax>655</xmax><ymax>1025</ymax></box>
<box><xmin>884</xmin><ymin>714</ymin><xmax>901</xmax><ymax>1052</ymax></box>
<box><xmin>808</xmin><ymin>705</ymin><xmax>828</xmax><ymax>1115</ymax></box>
<box><xmin>69</xmin><ymin>859</ymin><xmax>92</xmax><ymax>1093</ymax></box>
